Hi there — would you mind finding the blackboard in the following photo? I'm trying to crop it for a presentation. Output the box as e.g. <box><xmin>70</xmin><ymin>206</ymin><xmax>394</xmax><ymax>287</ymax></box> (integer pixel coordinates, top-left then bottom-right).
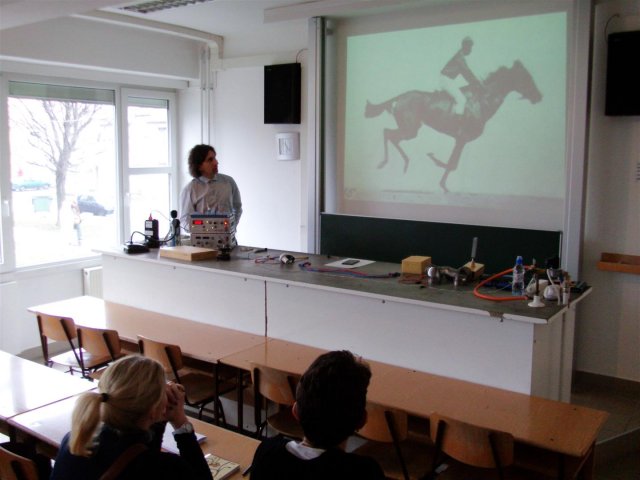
<box><xmin>320</xmin><ymin>214</ymin><xmax>561</xmax><ymax>274</ymax></box>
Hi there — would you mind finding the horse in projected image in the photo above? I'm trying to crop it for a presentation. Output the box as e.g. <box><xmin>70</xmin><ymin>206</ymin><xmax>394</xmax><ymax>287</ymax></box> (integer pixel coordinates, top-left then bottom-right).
<box><xmin>365</xmin><ymin>60</ymin><xmax>542</xmax><ymax>193</ymax></box>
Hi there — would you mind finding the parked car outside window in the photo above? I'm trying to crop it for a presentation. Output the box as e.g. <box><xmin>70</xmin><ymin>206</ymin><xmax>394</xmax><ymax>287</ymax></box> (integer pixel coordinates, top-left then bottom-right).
<box><xmin>77</xmin><ymin>195</ymin><xmax>114</xmax><ymax>216</ymax></box>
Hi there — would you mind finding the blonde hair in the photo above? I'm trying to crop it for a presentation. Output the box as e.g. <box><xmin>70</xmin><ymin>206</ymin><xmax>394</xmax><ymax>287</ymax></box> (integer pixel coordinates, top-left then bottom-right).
<box><xmin>69</xmin><ymin>355</ymin><xmax>166</xmax><ymax>456</ymax></box>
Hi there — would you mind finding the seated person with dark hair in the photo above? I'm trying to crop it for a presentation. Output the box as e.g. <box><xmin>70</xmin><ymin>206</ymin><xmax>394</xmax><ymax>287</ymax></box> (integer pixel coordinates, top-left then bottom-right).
<box><xmin>249</xmin><ymin>350</ymin><xmax>385</xmax><ymax>479</ymax></box>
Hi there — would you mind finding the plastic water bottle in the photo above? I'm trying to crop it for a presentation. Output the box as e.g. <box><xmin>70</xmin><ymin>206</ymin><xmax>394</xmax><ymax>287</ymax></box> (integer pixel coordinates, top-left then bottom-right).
<box><xmin>512</xmin><ymin>256</ymin><xmax>525</xmax><ymax>296</ymax></box>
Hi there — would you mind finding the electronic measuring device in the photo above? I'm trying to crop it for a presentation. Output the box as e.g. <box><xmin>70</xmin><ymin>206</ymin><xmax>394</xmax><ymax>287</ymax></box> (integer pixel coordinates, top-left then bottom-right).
<box><xmin>190</xmin><ymin>213</ymin><xmax>237</xmax><ymax>250</ymax></box>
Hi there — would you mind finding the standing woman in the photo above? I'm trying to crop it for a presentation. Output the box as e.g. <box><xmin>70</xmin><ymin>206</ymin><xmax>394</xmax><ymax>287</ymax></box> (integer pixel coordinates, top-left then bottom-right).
<box><xmin>51</xmin><ymin>355</ymin><xmax>212</xmax><ymax>480</ymax></box>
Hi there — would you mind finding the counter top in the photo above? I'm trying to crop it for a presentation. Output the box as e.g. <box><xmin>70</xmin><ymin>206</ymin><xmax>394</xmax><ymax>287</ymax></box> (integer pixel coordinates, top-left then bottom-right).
<box><xmin>99</xmin><ymin>246</ymin><xmax>589</xmax><ymax>325</ymax></box>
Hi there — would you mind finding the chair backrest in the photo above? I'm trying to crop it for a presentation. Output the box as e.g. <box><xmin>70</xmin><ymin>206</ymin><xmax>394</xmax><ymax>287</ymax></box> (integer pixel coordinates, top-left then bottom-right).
<box><xmin>77</xmin><ymin>325</ymin><xmax>122</xmax><ymax>359</ymax></box>
<box><xmin>137</xmin><ymin>335</ymin><xmax>183</xmax><ymax>378</ymax></box>
<box><xmin>250</xmin><ymin>363</ymin><xmax>299</xmax><ymax>406</ymax></box>
<box><xmin>36</xmin><ymin>313</ymin><xmax>78</xmax><ymax>364</ymax></box>
<box><xmin>357</xmin><ymin>403</ymin><xmax>409</xmax><ymax>443</ymax></box>
<box><xmin>0</xmin><ymin>446</ymin><xmax>40</xmax><ymax>480</ymax></box>
<box><xmin>36</xmin><ymin>313</ymin><xmax>76</xmax><ymax>342</ymax></box>
<box><xmin>430</xmin><ymin>413</ymin><xmax>514</xmax><ymax>470</ymax></box>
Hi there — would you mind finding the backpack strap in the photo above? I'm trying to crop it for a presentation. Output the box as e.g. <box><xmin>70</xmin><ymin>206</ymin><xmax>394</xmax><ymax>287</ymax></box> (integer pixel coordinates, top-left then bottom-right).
<box><xmin>98</xmin><ymin>443</ymin><xmax>148</xmax><ymax>480</ymax></box>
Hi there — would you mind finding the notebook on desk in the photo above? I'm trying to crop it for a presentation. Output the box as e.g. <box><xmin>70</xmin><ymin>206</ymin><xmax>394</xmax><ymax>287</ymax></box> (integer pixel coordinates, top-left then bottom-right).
<box><xmin>162</xmin><ymin>428</ymin><xmax>206</xmax><ymax>454</ymax></box>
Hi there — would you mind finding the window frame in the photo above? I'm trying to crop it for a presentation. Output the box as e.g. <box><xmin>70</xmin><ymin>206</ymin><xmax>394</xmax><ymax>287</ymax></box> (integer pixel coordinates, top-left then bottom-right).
<box><xmin>120</xmin><ymin>88</ymin><xmax>179</xmax><ymax>241</ymax></box>
<box><xmin>0</xmin><ymin>74</ymin><xmax>179</xmax><ymax>273</ymax></box>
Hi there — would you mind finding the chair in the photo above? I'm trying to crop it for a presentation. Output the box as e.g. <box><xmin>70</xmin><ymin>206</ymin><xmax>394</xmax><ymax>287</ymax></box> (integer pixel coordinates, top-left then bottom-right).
<box><xmin>76</xmin><ymin>325</ymin><xmax>127</xmax><ymax>380</ymax></box>
<box><xmin>0</xmin><ymin>445</ymin><xmax>40</xmax><ymax>480</ymax></box>
<box><xmin>250</xmin><ymin>363</ymin><xmax>304</xmax><ymax>440</ymax></box>
<box><xmin>428</xmin><ymin>413</ymin><xmax>550</xmax><ymax>480</ymax></box>
<box><xmin>35</xmin><ymin>313</ymin><xmax>81</xmax><ymax>374</ymax></box>
<box><xmin>137</xmin><ymin>335</ymin><xmax>232</xmax><ymax>423</ymax></box>
<box><xmin>353</xmin><ymin>403</ymin><xmax>434</xmax><ymax>480</ymax></box>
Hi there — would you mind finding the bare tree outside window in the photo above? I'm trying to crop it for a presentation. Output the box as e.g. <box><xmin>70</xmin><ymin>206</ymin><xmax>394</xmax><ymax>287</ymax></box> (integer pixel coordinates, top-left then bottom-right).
<box><xmin>8</xmin><ymin>85</ymin><xmax>117</xmax><ymax>267</ymax></box>
<box><xmin>14</xmin><ymin>99</ymin><xmax>100</xmax><ymax>226</ymax></box>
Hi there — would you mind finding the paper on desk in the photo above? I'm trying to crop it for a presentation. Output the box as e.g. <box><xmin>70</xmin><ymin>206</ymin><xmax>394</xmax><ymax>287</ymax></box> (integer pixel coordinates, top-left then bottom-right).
<box><xmin>325</xmin><ymin>258</ymin><xmax>374</xmax><ymax>269</ymax></box>
<box><xmin>162</xmin><ymin>428</ymin><xmax>206</xmax><ymax>454</ymax></box>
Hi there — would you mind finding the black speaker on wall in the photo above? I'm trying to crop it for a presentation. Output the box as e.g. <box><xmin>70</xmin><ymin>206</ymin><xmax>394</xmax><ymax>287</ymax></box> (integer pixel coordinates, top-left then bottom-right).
<box><xmin>264</xmin><ymin>63</ymin><xmax>301</xmax><ymax>124</ymax></box>
<box><xmin>605</xmin><ymin>30</ymin><xmax>640</xmax><ymax>116</ymax></box>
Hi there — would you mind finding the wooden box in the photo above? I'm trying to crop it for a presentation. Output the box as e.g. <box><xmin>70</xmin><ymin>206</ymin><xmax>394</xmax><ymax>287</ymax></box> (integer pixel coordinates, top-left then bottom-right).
<box><xmin>159</xmin><ymin>246</ymin><xmax>218</xmax><ymax>261</ymax></box>
<box><xmin>401</xmin><ymin>256</ymin><xmax>432</xmax><ymax>275</ymax></box>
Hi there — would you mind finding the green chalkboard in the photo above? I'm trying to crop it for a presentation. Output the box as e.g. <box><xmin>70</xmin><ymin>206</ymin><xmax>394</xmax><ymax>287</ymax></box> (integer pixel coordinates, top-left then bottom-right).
<box><xmin>320</xmin><ymin>214</ymin><xmax>561</xmax><ymax>274</ymax></box>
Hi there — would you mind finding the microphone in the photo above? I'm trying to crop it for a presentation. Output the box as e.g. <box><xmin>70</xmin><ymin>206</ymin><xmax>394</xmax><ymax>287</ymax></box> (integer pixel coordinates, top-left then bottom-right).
<box><xmin>170</xmin><ymin>210</ymin><xmax>181</xmax><ymax>246</ymax></box>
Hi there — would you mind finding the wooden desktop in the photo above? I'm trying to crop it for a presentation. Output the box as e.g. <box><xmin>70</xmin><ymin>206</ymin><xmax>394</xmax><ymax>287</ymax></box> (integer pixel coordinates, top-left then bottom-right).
<box><xmin>0</xmin><ymin>350</ymin><xmax>94</xmax><ymax>437</ymax></box>
<box><xmin>28</xmin><ymin>295</ymin><xmax>265</xmax><ymax>365</ymax></box>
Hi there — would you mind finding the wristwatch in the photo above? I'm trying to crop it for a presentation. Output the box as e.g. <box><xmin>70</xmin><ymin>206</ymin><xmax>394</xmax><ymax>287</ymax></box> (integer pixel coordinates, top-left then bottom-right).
<box><xmin>172</xmin><ymin>421</ymin><xmax>194</xmax><ymax>435</ymax></box>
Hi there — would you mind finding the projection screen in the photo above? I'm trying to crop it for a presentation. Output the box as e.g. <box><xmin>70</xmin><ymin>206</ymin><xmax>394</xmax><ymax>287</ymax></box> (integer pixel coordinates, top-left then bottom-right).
<box><xmin>324</xmin><ymin>2</ymin><xmax>572</xmax><ymax>232</ymax></box>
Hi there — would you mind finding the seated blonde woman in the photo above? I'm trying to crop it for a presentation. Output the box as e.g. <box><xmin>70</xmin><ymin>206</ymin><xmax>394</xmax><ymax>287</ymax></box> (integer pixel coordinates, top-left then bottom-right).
<box><xmin>51</xmin><ymin>355</ymin><xmax>212</xmax><ymax>480</ymax></box>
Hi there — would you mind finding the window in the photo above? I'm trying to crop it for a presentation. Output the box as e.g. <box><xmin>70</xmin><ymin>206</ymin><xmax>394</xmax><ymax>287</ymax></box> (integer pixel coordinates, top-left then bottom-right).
<box><xmin>1</xmin><ymin>80</ymin><xmax>177</xmax><ymax>270</ymax></box>
<box><xmin>121</xmin><ymin>91</ymin><xmax>177</xmax><ymax>243</ymax></box>
<box><xmin>6</xmin><ymin>82</ymin><xmax>117</xmax><ymax>268</ymax></box>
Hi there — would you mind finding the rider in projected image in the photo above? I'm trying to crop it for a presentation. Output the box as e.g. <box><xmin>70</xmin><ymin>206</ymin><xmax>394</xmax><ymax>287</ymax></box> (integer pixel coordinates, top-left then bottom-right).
<box><xmin>179</xmin><ymin>144</ymin><xmax>242</xmax><ymax>231</ymax></box>
<box><xmin>440</xmin><ymin>36</ymin><xmax>482</xmax><ymax>115</ymax></box>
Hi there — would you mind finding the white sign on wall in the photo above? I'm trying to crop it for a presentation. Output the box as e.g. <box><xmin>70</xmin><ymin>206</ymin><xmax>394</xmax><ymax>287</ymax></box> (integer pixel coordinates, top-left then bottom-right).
<box><xmin>276</xmin><ymin>132</ymin><xmax>300</xmax><ymax>160</ymax></box>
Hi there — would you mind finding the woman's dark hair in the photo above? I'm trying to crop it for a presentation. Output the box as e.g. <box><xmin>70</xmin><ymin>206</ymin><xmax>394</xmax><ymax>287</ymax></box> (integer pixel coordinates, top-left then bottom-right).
<box><xmin>188</xmin><ymin>144</ymin><xmax>215</xmax><ymax>178</ymax></box>
<box><xmin>295</xmin><ymin>350</ymin><xmax>371</xmax><ymax>448</ymax></box>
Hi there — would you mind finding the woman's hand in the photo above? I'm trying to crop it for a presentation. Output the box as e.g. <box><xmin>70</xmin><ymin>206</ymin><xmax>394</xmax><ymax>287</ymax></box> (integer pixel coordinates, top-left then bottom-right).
<box><xmin>165</xmin><ymin>381</ymin><xmax>188</xmax><ymax>429</ymax></box>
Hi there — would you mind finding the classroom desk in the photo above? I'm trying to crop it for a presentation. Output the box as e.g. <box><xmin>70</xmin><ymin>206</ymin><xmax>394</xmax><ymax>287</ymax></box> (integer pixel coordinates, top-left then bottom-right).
<box><xmin>0</xmin><ymin>350</ymin><xmax>94</xmax><ymax>437</ymax></box>
<box><xmin>219</xmin><ymin>338</ymin><xmax>608</xmax><ymax>480</ymax></box>
<box><xmin>28</xmin><ymin>296</ymin><xmax>266</xmax><ymax>432</ymax></box>
<box><xmin>8</xmin><ymin>395</ymin><xmax>259</xmax><ymax>479</ymax></box>
<box><xmin>27</xmin><ymin>295</ymin><xmax>265</xmax><ymax>365</ymax></box>
<box><xmin>26</xmin><ymin>295</ymin><xmax>608</xmax><ymax>469</ymax></box>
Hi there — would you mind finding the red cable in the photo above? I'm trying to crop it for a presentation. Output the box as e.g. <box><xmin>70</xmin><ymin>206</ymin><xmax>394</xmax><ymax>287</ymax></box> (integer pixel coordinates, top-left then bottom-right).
<box><xmin>473</xmin><ymin>266</ymin><xmax>529</xmax><ymax>302</ymax></box>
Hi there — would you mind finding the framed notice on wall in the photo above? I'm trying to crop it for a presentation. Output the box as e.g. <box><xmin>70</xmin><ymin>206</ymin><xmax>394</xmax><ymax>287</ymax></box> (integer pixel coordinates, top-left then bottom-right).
<box><xmin>276</xmin><ymin>132</ymin><xmax>299</xmax><ymax>161</ymax></box>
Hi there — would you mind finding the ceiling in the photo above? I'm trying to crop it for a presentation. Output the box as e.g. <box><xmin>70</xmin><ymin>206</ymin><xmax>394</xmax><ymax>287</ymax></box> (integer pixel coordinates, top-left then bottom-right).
<box><xmin>100</xmin><ymin>0</ymin><xmax>316</xmax><ymax>57</ymax></box>
<box><xmin>0</xmin><ymin>0</ymin><xmax>313</xmax><ymax>57</ymax></box>
<box><xmin>0</xmin><ymin>0</ymin><xmax>444</xmax><ymax>58</ymax></box>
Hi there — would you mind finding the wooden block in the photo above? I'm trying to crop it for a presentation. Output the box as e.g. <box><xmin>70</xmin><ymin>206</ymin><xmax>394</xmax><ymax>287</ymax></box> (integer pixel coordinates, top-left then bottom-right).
<box><xmin>159</xmin><ymin>246</ymin><xmax>218</xmax><ymax>261</ymax></box>
<box><xmin>401</xmin><ymin>256</ymin><xmax>432</xmax><ymax>275</ymax></box>
<box><xmin>463</xmin><ymin>260</ymin><xmax>485</xmax><ymax>280</ymax></box>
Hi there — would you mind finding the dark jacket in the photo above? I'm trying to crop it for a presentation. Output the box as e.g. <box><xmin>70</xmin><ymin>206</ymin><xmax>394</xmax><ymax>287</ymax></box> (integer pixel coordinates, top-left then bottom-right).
<box><xmin>50</xmin><ymin>422</ymin><xmax>211</xmax><ymax>480</ymax></box>
<box><xmin>250</xmin><ymin>436</ymin><xmax>385</xmax><ymax>480</ymax></box>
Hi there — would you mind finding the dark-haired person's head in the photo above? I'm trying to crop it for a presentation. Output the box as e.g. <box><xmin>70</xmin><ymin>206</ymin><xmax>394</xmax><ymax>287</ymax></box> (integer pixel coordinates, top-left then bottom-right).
<box><xmin>294</xmin><ymin>350</ymin><xmax>371</xmax><ymax>449</ymax></box>
<box><xmin>188</xmin><ymin>144</ymin><xmax>215</xmax><ymax>178</ymax></box>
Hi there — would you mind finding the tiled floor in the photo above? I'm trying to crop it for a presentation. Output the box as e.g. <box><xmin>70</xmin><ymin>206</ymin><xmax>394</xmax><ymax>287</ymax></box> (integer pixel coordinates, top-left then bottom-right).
<box><xmin>571</xmin><ymin>373</ymin><xmax>640</xmax><ymax>480</ymax></box>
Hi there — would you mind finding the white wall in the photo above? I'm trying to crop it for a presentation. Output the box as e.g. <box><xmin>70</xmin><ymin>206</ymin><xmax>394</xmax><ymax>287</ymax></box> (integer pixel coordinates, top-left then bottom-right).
<box><xmin>211</xmin><ymin>58</ymin><xmax>307</xmax><ymax>251</ymax></box>
<box><xmin>177</xmin><ymin>85</ymin><xmax>204</xmax><ymax>189</ymax></box>
<box><xmin>0</xmin><ymin>263</ymin><xmax>93</xmax><ymax>354</ymax></box>
<box><xmin>0</xmin><ymin>16</ymin><xmax>200</xmax><ymax>82</ymax></box>
<box><xmin>575</xmin><ymin>0</ymin><xmax>640</xmax><ymax>382</ymax></box>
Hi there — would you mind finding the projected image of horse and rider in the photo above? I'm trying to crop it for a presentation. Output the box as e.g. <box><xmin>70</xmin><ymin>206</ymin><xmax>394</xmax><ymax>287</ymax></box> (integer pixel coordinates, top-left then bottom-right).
<box><xmin>340</xmin><ymin>11</ymin><xmax>566</xmax><ymax>230</ymax></box>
